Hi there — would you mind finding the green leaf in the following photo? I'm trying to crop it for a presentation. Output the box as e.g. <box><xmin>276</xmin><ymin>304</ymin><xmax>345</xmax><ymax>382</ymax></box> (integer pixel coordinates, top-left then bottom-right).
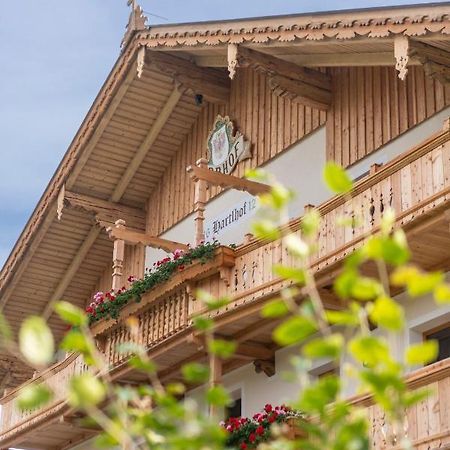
<box><xmin>349</xmin><ymin>336</ymin><xmax>390</xmax><ymax>368</ymax></box>
<box><xmin>273</xmin><ymin>316</ymin><xmax>317</xmax><ymax>346</ymax></box>
<box><xmin>181</xmin><ymin>362</ymin><xmax>210</xmax><ymax>384</ymax></box>
<box><xmin>19</xmin><ymin>317</ymin><xmax>54</xmax><ymax>367</ymax></box>
<box><xmin>128</xmin><ymin>355</ymin><xmax>157</xmax><ymax>374</ymax></box>
<box><xmin>259</xmin><ymin>183</ymin><xmax>294</xmax><ymax>210</ymax></box>
<box><xmin>364</xmin><ymin>233</ymin><xmax>410</xmax><ymax>266</ymax></box>
<box><xmin>299</xmin><ymin>375</ymin><xmax>340</xmax><ymax>414</ymax></box>
<box><xmin>434</xmin><ymin>283</ymin><xmax>450</xmax><ymax>304</ymax></box>
<box><xmin>251</xmin><ymin>220</ymin><xmax>280</xmax><ymax>241</ymax></box>
<box><xmin>405</xmin><ymin>341</ymin><xmax>438</xmax><ymax>366</ymax></box>
<box><xmin>391</xmin><ymin>266</ymin><xmax>443</xmax><ymax>297</ymax></box>
<box><xmin>350</xmin><ymin>277</ymin><xmax>383</xmax><ymax>301</ymax></box>
<box><xmin>406</xmin><ymin>271</ymin><xmax>444</xmax><ymax>297</ymax></box>
<box><xmin>54</xmin><ymin>301</ymin><xmax>88</xmax><ymax>327</ymax></box>
<box><xmin>334</xmin><ymin>269</ymin><xmax>357</xmax><ymax>299</ymax></box>
<box><xmin>17</xmin><ymin>384</ymin><xmax>53</xmax><ymax>411</ymax></box>
<box><xmin>302</xmin><ymin>334</ymin><xmax>343</xmax><ymax>359</ymax></box>
<box><xmin>390</xmin><ymin>265</ymin><xmax>420</xmax><ymax>286</ymax></box>
<box><xmin>368</xmin><ymin>296</ymin><xmax>404</xmax><ymax>331</ymax></box>
<box><xmin>166</xmin><ymin>382</ymin><xmax>186</xmax><ymax>396</ymax></box>
<box><xmin>206</xmin><ymin>385</ymin><xmax>231</xmax><ymax>407</ymax></box>
<box><xmin>272</xmin><ymin>265</ymin><xmax>306</xmax><ymax>285</ymax></box>
<box><xmin>325</xmin><ymin>309</ymin><xmax>359</xmax><ymax>327</ymax></box>
<box><xmin>60</xmin><ymin>330</ymin><xmax>91</xmax><ymax>354</ymax></box>
<box><xmin>323</xmin><ymin>162</ymin><xmax>353</xmax><ymax>195</ymax></box>
<box><xmin>69</xmin><ymin>374</ymin><xmax>106</xmax><ymax>408</ymax></box>
<box><xmin>261</xmin><ymin>299</ymin><xmax>289</xmax><ymax>318</ymax></box>
<box><xmin>192</xmin><ymin>316</ymin><xmax>214</xmax><ymax>331</ymax></box>
<box><xmin>301</xmin><ymin>209</ymin><xmax>321</xmax><ymax>237</ymax></box>
<box><xmin>208</xmin><ymin>339</ymin><xmax>236</xmax><ymax>359</ymax></box>
<box><xmin>245</xmin><ymin>168</ymin><xmax>269</xmax><ymax>183</ymax></box>
<box><xmin>195</xmin><ymin>290</ymin><xmax>229</xmax><ymax>311</ymax></box>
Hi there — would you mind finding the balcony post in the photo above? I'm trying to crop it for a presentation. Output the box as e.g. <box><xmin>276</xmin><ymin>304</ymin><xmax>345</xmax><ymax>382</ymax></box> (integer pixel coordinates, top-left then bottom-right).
<box><xmin>209</xmin><ymin>353</ymin><xmax>222</xmax><ymax>417</ymax></box>
<box><xmin>194</xmin><ymin>158</ymin><xmax>208</xmax><ymax>246</ymax></box>
<box><xmin>112</xmin><ymin>219</ymin><xmax>126</xmax><ymax>291</ymax></box>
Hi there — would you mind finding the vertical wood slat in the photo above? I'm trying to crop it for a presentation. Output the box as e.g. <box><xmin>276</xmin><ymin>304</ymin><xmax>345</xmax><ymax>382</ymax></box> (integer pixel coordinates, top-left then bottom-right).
<box><xmin>328</xmin><ymin>66</ymin><xmax>450</xmax><ymax>167</ymax></box>
<box><xmin>145</xmin><ymin>68</ymin><xmax>326</xmax><ymax>236</ymax></box>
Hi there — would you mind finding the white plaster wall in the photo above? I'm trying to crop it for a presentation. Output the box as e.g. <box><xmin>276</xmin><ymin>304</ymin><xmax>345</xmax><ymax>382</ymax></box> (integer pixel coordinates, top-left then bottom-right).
<box><xmin>146</xmin><ymin>107</ymin><xmax>450</xmax><ymax>269</ymax></box>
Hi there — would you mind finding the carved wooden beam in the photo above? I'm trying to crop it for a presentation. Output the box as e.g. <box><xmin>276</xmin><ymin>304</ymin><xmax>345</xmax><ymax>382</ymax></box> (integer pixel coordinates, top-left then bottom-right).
<box><xmin>395</xmin><ymin>37</ymin><xmax>450</xmax><ymax>84</ymax></box>
<box><xmin>107</xmin><ymin>220</ymin><xmax>188</xmax><ymax>253</ymax></box>
<box><xmin>233</xmin><ymin>342</ymin><xmax>274</xmax><ymax>361</ymax></box>
<box><xmin>227</xmin><ymin>44</ymin><xmax>331</xmax><ymax>110</ymax></box>
<box><xmin>145</xmin><ymin>50</ymin><xmax>230</xmax><ymax>104</ymax></box>
<box><xmin>410</xmin><ymin>41</ymin><xmax>450</xmax><ymax>85</ymax></box>
<box><xmin>187</xmin><ymin>161</ymin><xmax>272</xmax><ymax>197</ymax></box>
<box><xmin>58</xmin><ymin>188</ymin><xmax>146</xmax><ymax>230</ymax></box>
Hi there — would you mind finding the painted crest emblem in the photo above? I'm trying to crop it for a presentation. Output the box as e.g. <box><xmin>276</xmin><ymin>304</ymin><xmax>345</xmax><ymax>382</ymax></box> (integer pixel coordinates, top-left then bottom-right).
<box><xmin>207</xmin><ymin>115</ymin><xmax>251</xmax><ymax>175</ymax></box>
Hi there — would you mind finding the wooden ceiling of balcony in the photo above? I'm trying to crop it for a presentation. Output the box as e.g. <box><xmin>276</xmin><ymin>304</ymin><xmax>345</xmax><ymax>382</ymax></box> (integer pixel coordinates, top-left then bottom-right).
<box><xmin>0</xmin><ymin>59</ymin><xmax>207</xmax><ymax>390</ymax></box>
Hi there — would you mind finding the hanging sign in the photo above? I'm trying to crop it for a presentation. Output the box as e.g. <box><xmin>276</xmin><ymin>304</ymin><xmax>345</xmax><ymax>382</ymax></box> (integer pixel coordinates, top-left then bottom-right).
<box><xmin>207</xmin><ymin>115</ymin><xmax>251</xmax><ymax>175</ymax></box>
<box><xmin>204</xmin><ymin>195</ymin><xmax>257</xmax><ymax>241</ymax></box>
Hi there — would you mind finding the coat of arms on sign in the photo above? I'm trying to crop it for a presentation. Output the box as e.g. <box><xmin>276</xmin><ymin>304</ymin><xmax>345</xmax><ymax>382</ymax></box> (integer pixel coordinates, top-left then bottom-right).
<box><xmin>207</xmin><ymin>115</ymin><xmax>251</xmax><ymax>175</ymax></box>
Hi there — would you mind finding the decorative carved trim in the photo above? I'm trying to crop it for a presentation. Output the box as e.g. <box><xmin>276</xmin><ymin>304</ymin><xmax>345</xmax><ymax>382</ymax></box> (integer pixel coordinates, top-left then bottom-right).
<box><xmin>56</xmin><ymin>184</ymin><xmax>65</xmax><ymax>221</ymax></box>
<box><xmin>122</xmin><ymin>0</ymin><xmax>148</xmax><ymax>50</ymax></box>
<box><xmin>140</xmin><ymin>6</ymin><xmax>450</xmax><ymax>49</ymax></box>
<box><xmin>136</xmin><ymin>45</ymin><xmax>146</xmax><ymax>78</ymax></box>
<box><xmin>227</xmin><ymin>43</ymin><xmax>238</xmax><ymax>79</ymax></box>
<box><xmin>394</xmin><ymin>35</ymin><xmax>410</xmax><ymax>80</ymax></box>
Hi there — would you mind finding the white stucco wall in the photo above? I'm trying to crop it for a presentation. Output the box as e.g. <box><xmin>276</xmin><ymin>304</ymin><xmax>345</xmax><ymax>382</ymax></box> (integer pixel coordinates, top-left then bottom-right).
<box><xmin>146</xmin><ymin>107</ymin><xmax>450</xmax><ymax>269</ymax></box>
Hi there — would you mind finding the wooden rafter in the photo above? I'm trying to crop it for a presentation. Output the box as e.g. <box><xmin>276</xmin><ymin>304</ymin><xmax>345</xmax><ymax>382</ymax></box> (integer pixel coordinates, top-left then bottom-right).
<box><xmin>65</xmin><ymin>65</ymin><xmax>138</xmax><ymax>189</ymax></box>
<box><xmin>107</xmin><ymin>220</ymin><xmax>188</xmax><ymax>253</ymax></box>
<box><xmin>186</xmin><ymin>164</ymin><xmax>271</xmax><ymax>197</ymax></box>
<box><xmin>227</xmin><ymin>45</ymin><xmax>331</xmax><ymax>110</ymax></box>
<box><xmin>59</xmin><ymin>189</ymin><xmax>146</xmax><ymax>230</ymax></box>
<box><xmin>42</xmin><ymin>85</ymin><xmax>184</xmax><ymax>318</ymax></box>
<box><xmin>410</xmin><ymin>40</ymin><xmax>450</xmax><ymax>85</ymax></box>
<box><xmin>145</xmin><ymin>50</ymin><xmax>230</xmax><ymax>104</ymax></box>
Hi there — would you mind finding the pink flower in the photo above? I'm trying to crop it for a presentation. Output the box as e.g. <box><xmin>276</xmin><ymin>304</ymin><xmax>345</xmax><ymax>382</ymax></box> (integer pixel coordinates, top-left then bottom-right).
<box><xmin>173</xmin><ymin>249</ymin><xmax>184</xmax><ymax>260</ymax></box>
<box><xmin>256</xmin><ymin>425</ymin><xmax>264</xmax><ymax>435</ymax></box>
<box><xmin>240</xmin><ymin>444</ymin><xmax>247</xmax><ymax>450</ymax></box>
<box><xmin>249</xmin><ymin>433</ymin><xmax>256</xmax><ymax>443</ymax></box>
<box><xmin>93</xmin><ymin>291</ymin><xmax>104</xmax><ymax>303</ymax></box>
<box><xmin>127</xmin><ymin>275</ymin><xmax>137</xmax><ymax>283</ymax></box>
<box><xmin>264</xmin><ymin>404</ymin><xmax>272</xmax><ymax>413</ymax></box>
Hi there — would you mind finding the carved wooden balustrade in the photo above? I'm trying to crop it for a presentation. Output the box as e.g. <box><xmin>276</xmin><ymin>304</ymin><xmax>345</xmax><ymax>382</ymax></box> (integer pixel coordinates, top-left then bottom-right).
<box><xmin>352</xmin><ymin>358</ymin><xmax>450</xmax><ymax>449</ymax></box>
<box><xmin>0</xmin><ymin>123</ymin><xmax>448</xmax><ymax>445</ymax></box>
<box><xmin>0</xmin><ymin>354</ymin><xmax>88</xmax><ymax>442</ymax></box>
<box><xmin>193</xmin><ymin>121</ymin><xmax>450</xmax><ymax>317</ymax></box>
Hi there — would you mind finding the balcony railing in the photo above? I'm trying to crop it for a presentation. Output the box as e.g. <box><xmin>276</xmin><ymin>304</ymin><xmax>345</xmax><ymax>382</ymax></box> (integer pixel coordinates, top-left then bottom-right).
<box><xmin>0</xmin><ymin>353</ymin><xmax>87</xmax><ymax>443</ymax></box>
<box><xmin>0</xmin><ymin>122</ymin><xmax>449</xmax><ymax>446</ymax></box>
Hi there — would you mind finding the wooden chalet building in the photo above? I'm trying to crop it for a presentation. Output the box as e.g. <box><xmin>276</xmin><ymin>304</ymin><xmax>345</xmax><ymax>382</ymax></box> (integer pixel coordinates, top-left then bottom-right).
<box><xmin>1</xmin><ymin>2</ymin><xmax>450</xmax><ymax>448</ymax></box>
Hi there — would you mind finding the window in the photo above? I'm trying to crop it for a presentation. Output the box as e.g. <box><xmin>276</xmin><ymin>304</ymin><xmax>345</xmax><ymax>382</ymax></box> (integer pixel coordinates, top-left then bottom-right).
<box><xmin>424</xmin><ymin>323</ymin><xmax>450</xmax><ymax>363</ymax></box>
<box><xmin>225</xmin><ymin>389</ymin><xmax>242</xmax><ymax>419</ymax></box>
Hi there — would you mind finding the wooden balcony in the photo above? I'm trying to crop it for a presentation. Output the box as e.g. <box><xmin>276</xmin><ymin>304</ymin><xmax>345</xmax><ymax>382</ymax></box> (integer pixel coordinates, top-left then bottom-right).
<box><xmin>0</xmin><ymin>123</ymin><xmax>449</xmax><ymax>449</ymax></box>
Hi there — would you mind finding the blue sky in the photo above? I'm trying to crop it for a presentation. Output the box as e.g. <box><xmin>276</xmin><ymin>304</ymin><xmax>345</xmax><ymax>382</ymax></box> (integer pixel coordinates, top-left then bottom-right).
<box><xmin>0</xmin><ymin>0</ymin><xmax>446</xmax><ymax>268</ymax></box>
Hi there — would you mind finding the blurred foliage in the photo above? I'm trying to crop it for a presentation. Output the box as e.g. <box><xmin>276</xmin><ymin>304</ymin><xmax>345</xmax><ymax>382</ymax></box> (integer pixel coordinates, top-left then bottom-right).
<box><xmin>0</xmin><ymin>162</ymin><xmax>448</xmax><ymax>450</ymax></box>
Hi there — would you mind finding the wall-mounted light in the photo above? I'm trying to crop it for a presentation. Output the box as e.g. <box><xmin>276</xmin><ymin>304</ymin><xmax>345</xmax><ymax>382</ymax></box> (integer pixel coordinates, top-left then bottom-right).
<box><xmin>195</xmin><ymin>94</ymin><xmax>204</xmax><ymax>106</ymax></box>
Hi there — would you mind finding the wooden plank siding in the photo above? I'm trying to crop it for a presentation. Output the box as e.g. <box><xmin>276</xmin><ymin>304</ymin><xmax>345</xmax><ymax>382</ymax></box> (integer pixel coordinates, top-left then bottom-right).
<box><xmin>145</xmin><ymin>68</ymin><xmax>326</xmax><ymax>236</ymax></box>
<box><xmin>327</xmin><ymin>66</ymin><xmax>450</xmax><ymax>167</ymax></box>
